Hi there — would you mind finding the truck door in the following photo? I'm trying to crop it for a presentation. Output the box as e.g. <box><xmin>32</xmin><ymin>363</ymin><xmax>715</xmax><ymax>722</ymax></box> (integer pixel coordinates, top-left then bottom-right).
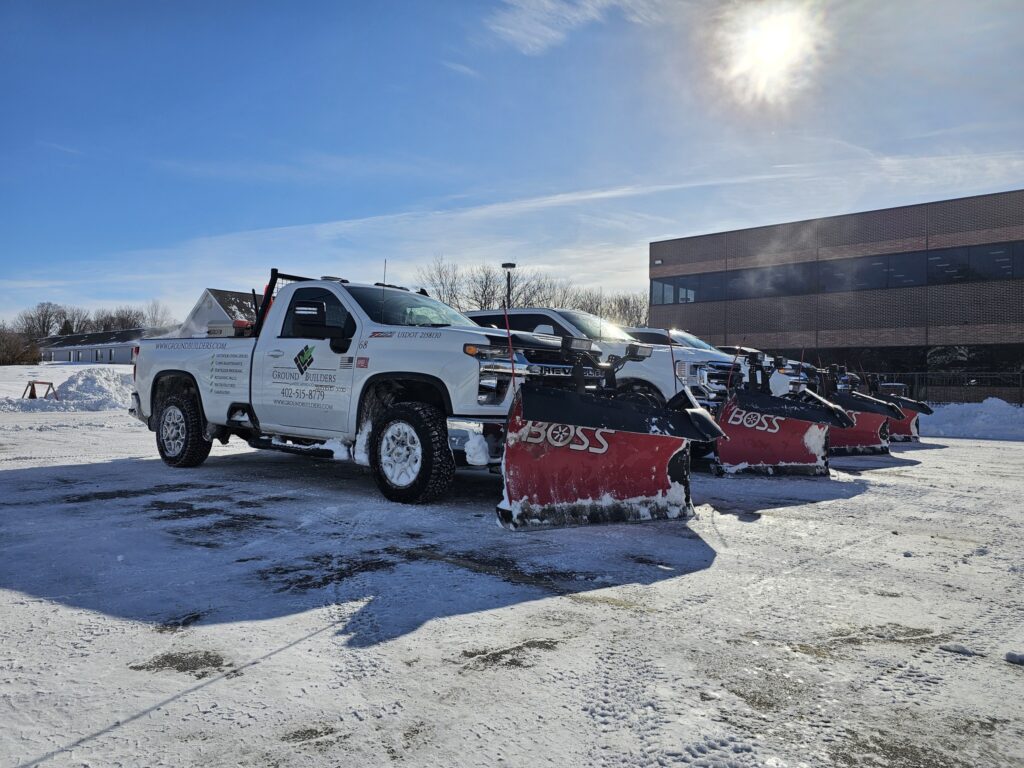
<box><xmin>255</xmin><ymin>286</ymin><xmax>359</xmax><ymax>434</ymax></box>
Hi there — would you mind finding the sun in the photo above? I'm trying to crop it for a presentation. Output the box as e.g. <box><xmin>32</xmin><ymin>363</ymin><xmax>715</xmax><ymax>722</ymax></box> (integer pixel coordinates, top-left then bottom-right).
<box><xmin>713</xmin><ymin>1</ymin><xmax>828</xmax><ymax>106</ymax></box>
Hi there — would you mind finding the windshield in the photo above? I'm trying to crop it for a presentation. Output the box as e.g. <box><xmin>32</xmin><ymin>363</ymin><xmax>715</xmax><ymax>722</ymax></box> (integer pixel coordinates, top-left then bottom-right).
<box><xmin>669</xmin><ymin>330</ymin><xmax>719</xmax><ymax>352</ymax></box>
<box><xmin>556</xmin><ymin>310</ymin><xmax>636</xmax><ymax>341</ymax></box>
<box><xmin>345</xmin><ymin>286</ymin><xmax>474</xmax><ymax>327</ymax></box>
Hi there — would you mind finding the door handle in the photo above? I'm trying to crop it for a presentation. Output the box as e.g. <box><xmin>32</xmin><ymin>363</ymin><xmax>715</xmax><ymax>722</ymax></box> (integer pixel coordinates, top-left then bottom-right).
<box><xmin>267</xmin><ymin>349</ymin><xmax>285</xmax><ymax>358</ymax></box>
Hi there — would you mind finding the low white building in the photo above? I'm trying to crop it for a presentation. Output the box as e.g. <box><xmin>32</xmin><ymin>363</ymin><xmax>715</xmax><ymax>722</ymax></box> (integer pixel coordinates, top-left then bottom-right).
<box><xmin>37</xmin><ymin>328</ymin><xmax>149</xmax><ymax>364</ymax></box>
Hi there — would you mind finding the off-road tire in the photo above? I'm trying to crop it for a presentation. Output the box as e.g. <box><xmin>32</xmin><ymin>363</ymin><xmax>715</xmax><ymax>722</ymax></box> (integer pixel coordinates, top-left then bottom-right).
<box><xmin>156</xmin><ymin>392</ymin><xmax>212</xmax><ymax>468</ymax></box>
<box><xmin>370</xmin><ymin>402</ymin><xmax>455</xmax><ymax>504</ymax></box>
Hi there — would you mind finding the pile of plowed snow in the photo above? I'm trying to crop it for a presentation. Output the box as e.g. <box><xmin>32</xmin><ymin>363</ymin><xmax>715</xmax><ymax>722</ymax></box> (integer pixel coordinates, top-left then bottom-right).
<box><xmin>0</xmin><ymin>368</ymin><xmax>134</xmax><ymax>413</ymax></box>
<box><xmin>921</xmin><ymin>397</ymin><xmax>1024</xmax><ymax>441</ymax></box>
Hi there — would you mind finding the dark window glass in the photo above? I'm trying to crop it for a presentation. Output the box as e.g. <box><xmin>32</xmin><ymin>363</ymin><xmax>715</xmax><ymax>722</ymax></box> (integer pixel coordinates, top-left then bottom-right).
<box><xmin>926</xmin><ymin>247</ymin><xmax>970</xmax><ymax>284</ymax></box>
<box><xmin>887</xmin><ymin>251</ymin><xmax>927</xmax><ymax>288</ymax></box>
<box><xmin>650</xmin><ymin>279</ymin><xmax>674</xmax><ymax>305</ymax></box>
<box><xmin>632</xmin><ymin>331</ymin><xmax>671</xmax><ymax>344</ymax></box>
<box><xmin>506</xmin><ymin>313</ymin><xmax>572</xmax><ymax>337</ymax></box>
<box><xmin>469</xmin><ymin>313</ymin><xmax>503</xmax><ymax>328</ymax></box>
<box><xmin>282</xmin><ymin>287</ymin><xmax>350</xmax><ymax>338</ymax></box>
<box><xmin>819</xmin><ymin>255</ymin><xmax>888</xmax><ymax>293</ymax></box>
<box><xmin>700</xmin><ymin>272</ymin><xmax>726</xmax><ymax>302</ymax></box>
<box><xmin>676</xmin><ymin>276</ymin><xmax>698</xmax><ymax>303</ymax></box>
<box><xmin>1015</xmin><ymin>242</ymin><xmax>1024</xmax><ymax>279</ymax></box>
<box><xmin>726</xmin><ymin>262</ymin><xmax>815</xmax><ymax>299</ymax></box>
<box><xmin>969</xmin><ymin>243</ymin><xmax>1014</xmax><ymax>280</ymax></box>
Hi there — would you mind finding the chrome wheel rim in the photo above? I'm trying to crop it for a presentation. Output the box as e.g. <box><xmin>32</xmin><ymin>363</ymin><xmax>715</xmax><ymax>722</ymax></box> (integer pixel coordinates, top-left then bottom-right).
<box><xmin>379</xmin><ymin>422</ymin><xmax>422</xmax><ymax>488</ymax></box>
<box><xmin>160</xmin><ymin>406</ymin><xmax>187</xmax><ymax>457</ymax></box>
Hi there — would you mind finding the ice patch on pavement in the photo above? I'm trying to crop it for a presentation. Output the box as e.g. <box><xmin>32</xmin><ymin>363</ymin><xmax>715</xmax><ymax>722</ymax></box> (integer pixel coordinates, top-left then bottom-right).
<box><xmin>0</xmin><ymin>367</ymin><xmax>134</xmax><ymax>413</ymax></box>
<box><xmin>921</xmin><ymin>398</ymin><xmax>1024</xmax><ymax>441</ymax></box>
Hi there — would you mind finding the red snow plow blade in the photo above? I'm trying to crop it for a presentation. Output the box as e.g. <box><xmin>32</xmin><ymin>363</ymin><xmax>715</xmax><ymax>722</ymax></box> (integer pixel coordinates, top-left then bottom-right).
<box><xmin>712</xmin><ymin>357</ymin><xmax>854</xmax><ymax>476</ymax></box>
<box><xmin>498</xmin><ymin>383</ymin><xmax>724</xmax><ymax>530</ymax></box>
<box><xmin>871</xmin><ymin>380</ymin><xmax>933</xmax><ymax>443</ymax></box>
<box><xmin>816</xmin><ymin>369</ymin><xmax>905</xmax><ymax>455</ymax></box>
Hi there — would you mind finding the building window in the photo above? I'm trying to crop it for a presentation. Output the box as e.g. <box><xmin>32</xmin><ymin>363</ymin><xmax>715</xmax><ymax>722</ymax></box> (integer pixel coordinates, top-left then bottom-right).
<box><xmin>676</xmin><ymin>276</ymin><xmax>697</xmax><ymax>303</ymax></box>
<box><xmin>887</xmin><ymin>252</ymin><xmax>927</xmax><ymax>288</ymax></box>
<box><xmin>650</xmin><ymin>279</ymin><xmax>674</xmax><ymax>305</ymax></box>
<box><xmin>819</xmin><ymin>255</ymin><xmax>888</xmax><ymax>293</ymax></box>
<box><xmin>969</xmin><ymin>243</ymin><xmax>1014</xmax><ymax>280</ymax></box>
<box><xmin>728</xmin><ymin>262</ymin><xmax>816</xmax><ymax>300</ymax></box>
<box><xmin>926</xmin><ymin>247</ymin><xmax>970</xmax><ymax>284</ymax></box>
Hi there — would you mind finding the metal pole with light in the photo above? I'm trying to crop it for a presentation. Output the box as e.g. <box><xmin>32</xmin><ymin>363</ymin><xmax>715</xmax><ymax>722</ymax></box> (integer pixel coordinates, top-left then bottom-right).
<box><xmin>502</xmin><ymin>262</ymin><xmax>516</xmax><ymax>309</ymax></box>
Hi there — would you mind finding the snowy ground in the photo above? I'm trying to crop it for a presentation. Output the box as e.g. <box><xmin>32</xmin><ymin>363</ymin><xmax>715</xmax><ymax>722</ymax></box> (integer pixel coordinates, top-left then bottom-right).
<box><xmin>1</xmin><ymin>373</ymin><xmax>1023</xmax><ymax>767</ymax></box>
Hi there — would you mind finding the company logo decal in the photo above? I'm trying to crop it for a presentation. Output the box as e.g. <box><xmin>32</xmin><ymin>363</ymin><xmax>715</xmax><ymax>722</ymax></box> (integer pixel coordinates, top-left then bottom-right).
<box><xmin>523</xmin><ymin>421</ymin><xmax>613</xmax><ymax>454</ymax></box>
<box><xmin>294</xmin><ymin>345</ymin><xmax>315</xmax><ymax>375</ymax></box>
<box><xmin>726</xmin><ymin>407</ymin><xmax>783</xmax><ymax>433</ymax></box>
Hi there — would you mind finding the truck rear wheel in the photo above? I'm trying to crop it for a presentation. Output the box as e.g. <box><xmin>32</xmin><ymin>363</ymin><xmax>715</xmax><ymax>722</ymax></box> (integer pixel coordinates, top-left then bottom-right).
<box><xmin>370</xmin><ymin>402</ymin><xmax>455</xmax><ymax>504</ymax></box>
<box><xmin>156</xmin><ymin>392</ymin><xmax>212</xmax><ymax>468</ymax></box>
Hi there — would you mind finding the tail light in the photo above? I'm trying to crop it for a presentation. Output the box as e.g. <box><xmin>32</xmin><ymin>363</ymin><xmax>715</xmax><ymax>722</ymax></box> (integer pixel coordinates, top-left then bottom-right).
<box><xmin>132</xmin><ymin>346</ymin><xmax>140</xmax><ymax>380</ymax></box>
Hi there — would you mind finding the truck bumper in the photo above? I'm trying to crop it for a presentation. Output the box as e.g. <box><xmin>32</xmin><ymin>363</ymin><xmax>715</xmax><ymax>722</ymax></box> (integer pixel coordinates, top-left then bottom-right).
<box><xmin>446</xmin><ymin>416</ymin><xmax>506</xmax><ymax>466</ymax></box>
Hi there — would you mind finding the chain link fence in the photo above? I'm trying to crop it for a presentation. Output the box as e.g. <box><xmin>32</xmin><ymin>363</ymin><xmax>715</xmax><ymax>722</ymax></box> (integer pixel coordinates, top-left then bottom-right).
<box><xmin>876</xmin><ymin>372</ymin><xmax>1024</xmax><ymax>406</ymax></box>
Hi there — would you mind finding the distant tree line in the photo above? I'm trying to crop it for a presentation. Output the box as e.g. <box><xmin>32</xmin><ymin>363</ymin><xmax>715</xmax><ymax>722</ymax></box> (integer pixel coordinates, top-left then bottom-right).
<box><xmin>415</xmin><ymin>256</ymin><xmax>649</xmax><ymax>328</ymax></box>
<box><xmin>0</xmin><ymin>299</ymin><xmax>178</xmax><ymax>365</ymax></box>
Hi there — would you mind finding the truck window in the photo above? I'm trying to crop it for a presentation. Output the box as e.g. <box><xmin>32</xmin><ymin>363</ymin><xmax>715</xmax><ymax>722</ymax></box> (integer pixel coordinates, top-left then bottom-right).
<box><xmin>469</xmin><ymin>313</ymin><xmax>503</xmax><ymax>328</ymax></box>
<box><xmin>631</xmin><ymin>331</ymin><xmax>670</xmax><ymax>345</ymax></box>
<box><xmin>505</xmin><ymin>313</ymin><xmax>571</xmax><ymax>336</ymax></box>
<box><xmin>281</xmin><ymin>288</ymin><xmax>351</xmax><ymax>338</ymax></box>
<box><xmin>345</xmin><ymin>286</ymin><xmax>474</xmax><ymax>327</ymax></box>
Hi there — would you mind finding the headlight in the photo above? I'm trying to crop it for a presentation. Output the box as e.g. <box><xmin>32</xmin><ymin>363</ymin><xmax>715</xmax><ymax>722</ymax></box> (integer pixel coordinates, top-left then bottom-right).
<box><xmin>561</xmin><ymin>336</ymin><xmax>592</xmax><ymax>352</ymax></box>
<box><xmin>675</xmin><ymin>360</ymin><xmax>689</xmax><ymax>378</ymax></box>
<box><xmin>464</xmin><ymin>343</ymin><xmax>510</xmax><ymax>360</ymax></box>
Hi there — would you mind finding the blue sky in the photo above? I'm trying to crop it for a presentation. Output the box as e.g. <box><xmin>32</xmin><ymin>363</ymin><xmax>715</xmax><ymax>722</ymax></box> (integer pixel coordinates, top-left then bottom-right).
<box><xmin>2</xmin><ymin>0</ymin><xmax>1023</xmax><ymax>320</ymax></box>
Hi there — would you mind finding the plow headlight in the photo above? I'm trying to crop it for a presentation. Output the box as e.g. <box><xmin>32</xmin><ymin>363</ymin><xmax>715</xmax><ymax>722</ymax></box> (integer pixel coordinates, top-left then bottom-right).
<box><xmin>624</xmin><ymin>343</ymin><xmax>653</xmax><ymax>360</ymax></box>
<box><xmin>561</xmin><ymin>336</ymin><xmax>592</xmax><ymax>353</ymax></box>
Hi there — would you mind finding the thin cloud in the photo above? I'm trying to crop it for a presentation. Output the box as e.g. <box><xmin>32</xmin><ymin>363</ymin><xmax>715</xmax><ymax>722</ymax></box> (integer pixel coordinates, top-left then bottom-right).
<box><xmin>486</xmin><ymin>0</ymin><xmax>666</xmax><ymax>55</ymax></box>
<box><xmin>37</xmin><ymin>141</ymin><xmax>84</xmax><ymax>156</ymax></box>
<box><xmin>442</xmin><ymin>60</ymin><xmax>482</xmax><ymax>78</ymax></box>
<box><xmin>153</xmin><ymin>152</ymin><xmax>444</xmax><ymax>183</ymax></box>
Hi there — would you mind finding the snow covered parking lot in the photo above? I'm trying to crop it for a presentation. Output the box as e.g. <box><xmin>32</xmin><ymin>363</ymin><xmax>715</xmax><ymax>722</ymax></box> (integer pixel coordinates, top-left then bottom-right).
<box><xmin>1</xmin><ymin>382</ymin><xmax>1023</xmax><ymax>766</ymax></box>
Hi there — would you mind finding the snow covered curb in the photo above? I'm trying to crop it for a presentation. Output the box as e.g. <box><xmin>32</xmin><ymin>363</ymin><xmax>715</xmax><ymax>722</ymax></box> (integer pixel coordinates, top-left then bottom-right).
<box><xmin>920</xmin><ymin>397</ymin><xmax>1024</xmax><ymax>441</ymax></box>
<box><xmin>0</xmin><ymin>368</ymin><xmax>134</xmax><ymax>413</ymax></box>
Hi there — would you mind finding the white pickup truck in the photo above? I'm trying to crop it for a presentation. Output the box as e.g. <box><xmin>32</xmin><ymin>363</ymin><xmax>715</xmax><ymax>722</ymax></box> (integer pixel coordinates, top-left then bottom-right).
<box><xmin>465</xmin><ymin>308</ymin><xmax>690</xmax><ymax>405</ymax></box>
<box><xmin>130</xmin><ymin>271</ymin><xmax>584</xmax><ymax>504</ymax></box>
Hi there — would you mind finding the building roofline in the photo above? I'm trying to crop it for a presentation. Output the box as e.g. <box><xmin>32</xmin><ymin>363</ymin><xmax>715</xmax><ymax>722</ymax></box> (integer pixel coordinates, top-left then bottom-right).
<box><xmin>649</xmin><ymin>187</ymin><xmax>1024</xmax><ymax>246</ymax></box>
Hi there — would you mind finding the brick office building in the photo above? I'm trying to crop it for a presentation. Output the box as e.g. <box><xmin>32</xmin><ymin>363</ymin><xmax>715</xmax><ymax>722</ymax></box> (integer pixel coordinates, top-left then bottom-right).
<box><xmin>648</xmin><ymin>189</ymin><xmax>1024</xmax><ymax>374</ymax></box>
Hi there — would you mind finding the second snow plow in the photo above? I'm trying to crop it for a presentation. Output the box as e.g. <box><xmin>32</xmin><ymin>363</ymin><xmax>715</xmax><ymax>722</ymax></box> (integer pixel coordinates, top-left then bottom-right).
<box><xmin>498</xmin><ymin>339</ymin><xmax>723</xmax><ymax>530</ymax></box>
<box><xmin>713</xmin><ymin>354</ymin><xmax>854</xmax><ymax>476</ymax></box>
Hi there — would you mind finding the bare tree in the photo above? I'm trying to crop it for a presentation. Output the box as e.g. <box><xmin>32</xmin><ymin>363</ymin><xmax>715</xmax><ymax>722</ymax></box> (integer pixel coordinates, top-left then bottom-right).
<box><xmin>463</xmin><ymin>265</ymin><xmax>504</xmax><ymax>310</ymax></box>
<box><xmin>0</xmin><ymin>321</ymin><xmax>38</xmax><ymax>365</ymax></box>
<box><xmin>15</xmin><ymin>302</ymin><xmax>63</xmax><ymax>340</ymax></box>
<box><xmin>112</xmin><ymin>305</ymin><xmax>146</xmax><ymax>330</ymax></box>
<box><xmin>144</xmin><ymin>299</ymin><xmax>176</xmax><ymax>328</ymax></box>
<box><xmin>56</xmin><ymin>305</ymin><xmax>92</xmax><ymax>335</ymax></box>
<box><xmin>416</xmin><ymin>255</ymin><xmax>464</xmax><ymax>310</ymax></box>
<box><xmin>605</xmin><ymin>292</ymin><xmax>649</xmax><ymax>327</ymax></box>
<box><xmin>91</xmin><ymin>306</ymin><xmax>146</xmax><ymax>331</ymax></box>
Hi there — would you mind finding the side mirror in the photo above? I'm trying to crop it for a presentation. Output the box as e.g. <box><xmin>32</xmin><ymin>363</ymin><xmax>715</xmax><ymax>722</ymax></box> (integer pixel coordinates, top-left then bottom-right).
<box><xmin>533</xmin><ymin>324</ymin><xmax>555</xmax><ymax>335</ymax></box>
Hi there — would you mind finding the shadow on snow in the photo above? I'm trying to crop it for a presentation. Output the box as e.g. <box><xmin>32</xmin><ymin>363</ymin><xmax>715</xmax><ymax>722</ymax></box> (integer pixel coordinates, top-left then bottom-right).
<box><xmin>1</xmin><ymin>450</ymin><xmax>723</xmax><ymax>647</ymax></box>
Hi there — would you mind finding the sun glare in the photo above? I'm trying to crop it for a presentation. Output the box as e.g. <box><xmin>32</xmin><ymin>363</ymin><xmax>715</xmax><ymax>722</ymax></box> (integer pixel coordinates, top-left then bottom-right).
<box><xmin>713</xmin><ymin>1</ymin><xmax>828</xmax><ymax>107</ymax></box>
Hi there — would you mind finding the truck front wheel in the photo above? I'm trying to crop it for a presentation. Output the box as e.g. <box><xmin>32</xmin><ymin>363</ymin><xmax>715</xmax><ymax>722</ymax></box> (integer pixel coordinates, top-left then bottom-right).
<box><xmin>156</xmin><ymin>392</ymin><xmax>212</xmax><ymax>468</ymax></box>
<box><xmin>370</xmin><ymin>402</ymin><xmax>455</xmax><ymax>504</ymax></box>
